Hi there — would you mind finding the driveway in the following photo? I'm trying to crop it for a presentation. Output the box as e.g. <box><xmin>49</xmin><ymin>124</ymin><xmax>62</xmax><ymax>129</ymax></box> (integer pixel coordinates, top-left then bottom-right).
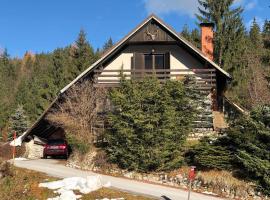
<box><xmin>14</xmin><ymin>159</ymin><xmax>223</xmax><ymax>200</ymax></box>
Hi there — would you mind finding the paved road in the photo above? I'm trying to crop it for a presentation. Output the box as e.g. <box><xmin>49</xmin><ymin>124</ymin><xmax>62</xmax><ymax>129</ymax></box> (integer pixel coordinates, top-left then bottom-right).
<box><xmin>14</xmin><ymin>159</ymin><xmax>223</xmax><ymax>200</ymax></box>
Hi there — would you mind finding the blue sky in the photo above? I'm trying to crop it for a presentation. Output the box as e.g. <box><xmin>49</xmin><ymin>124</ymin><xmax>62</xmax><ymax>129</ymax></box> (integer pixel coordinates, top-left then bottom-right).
<box><xmin>0</xmin><ymin>0</ymin><xmax>269</xmax><ymax>58</ymax></box>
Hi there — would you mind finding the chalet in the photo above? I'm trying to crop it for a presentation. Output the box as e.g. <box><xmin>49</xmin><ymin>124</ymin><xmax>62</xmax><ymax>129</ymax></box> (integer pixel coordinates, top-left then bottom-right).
<box><xmin>23</xmin><ymin>14</ymin><xmax>236</xmax><ymax>142</ymax></box>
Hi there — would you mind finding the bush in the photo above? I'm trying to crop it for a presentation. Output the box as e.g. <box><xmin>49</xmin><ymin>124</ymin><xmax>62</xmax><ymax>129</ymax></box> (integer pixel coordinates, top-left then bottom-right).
<box><xmin>185</xmin><ymin>137</ymin><xmax>233</xmax><ymax>170</ymax></box>
<box><xmin>186</xmin><ymin>112</ymin><xmax>270</xmax><ymax>195</ymax></box>
<box><xmin>105</xmin><ymin>77</ymin><xmax>198</xmax><ymax>172</ymax></box>
<box><xmin>66</xmin><ymin>134</ymin><xmax>90</xmax><ymax>154</ymax></box>
<box><xmin>250</xmin><ymin>104</ymin><xmax>270</xmax><ymax>127</ymax></box>
<box><xmin>0</xmin><ymin>158</ymin><xmax>13</xmax><ymax>178</ymax></box>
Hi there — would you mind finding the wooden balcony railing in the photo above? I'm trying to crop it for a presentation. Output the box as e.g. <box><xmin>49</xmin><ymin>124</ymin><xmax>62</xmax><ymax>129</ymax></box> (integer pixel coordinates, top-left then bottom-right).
<box><xmin>94</xmin><ymin>68</ymin><xmax>216</xmax><ymax>91</ymax></box>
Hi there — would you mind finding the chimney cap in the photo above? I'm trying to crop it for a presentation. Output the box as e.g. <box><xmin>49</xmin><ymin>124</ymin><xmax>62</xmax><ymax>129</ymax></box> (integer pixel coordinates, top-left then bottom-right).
<box><xmin>200</xmin><ymin>22</ymin><xmax>215</xmax><ymax>28</ymax></box>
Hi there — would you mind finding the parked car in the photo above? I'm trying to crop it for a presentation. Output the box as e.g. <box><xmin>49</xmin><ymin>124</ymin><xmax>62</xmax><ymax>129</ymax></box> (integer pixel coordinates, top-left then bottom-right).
<box><xmin>43</xmin><ymin>139</ymin><xmax>69</xmax><ymax>159</ymax></box>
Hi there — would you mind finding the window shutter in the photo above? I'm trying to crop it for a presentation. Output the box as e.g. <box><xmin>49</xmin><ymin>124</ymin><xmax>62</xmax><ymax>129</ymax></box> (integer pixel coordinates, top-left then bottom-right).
<box><xmin>133</xmin><ymin>53</ymin><xmax>144</xmax><ymax>70</ymax></box>
<box><xmin>164</xmin><ymin>52</ymin><xmax>170</xmax><ymax>69</ymax></box>
<box><xmin>133</xmin><ymin>53</ymin><xmax>144</xmax><ymax>76</ymax></box>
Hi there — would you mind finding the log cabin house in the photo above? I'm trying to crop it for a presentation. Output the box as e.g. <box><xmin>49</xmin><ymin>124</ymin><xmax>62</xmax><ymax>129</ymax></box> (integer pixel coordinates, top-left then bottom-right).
<box><xmin>23</xmin><ymin>14</ymin><xmax>236</xmax><ymax>141</ymax></box>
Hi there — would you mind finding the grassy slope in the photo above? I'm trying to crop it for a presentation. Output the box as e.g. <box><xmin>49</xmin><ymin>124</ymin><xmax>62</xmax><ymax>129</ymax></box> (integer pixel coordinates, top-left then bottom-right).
<box><xmin>0</xmin><ymin>166</ymin><xmax>153</xmax><ymax>200</ymax></box>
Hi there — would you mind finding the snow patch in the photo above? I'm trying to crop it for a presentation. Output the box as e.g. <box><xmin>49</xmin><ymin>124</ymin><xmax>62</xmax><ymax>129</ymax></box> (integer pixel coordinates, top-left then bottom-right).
<box><xmin>9</xmin><ymin>131</ymin><xmax>28</xmax><ymax>146</ymax></box>
<box><xmin>39</xmin><ymin>175</ymin><xmax>111</xmax><ymax>200</ymax></box>
<box><xmin>202</xmin><ymin>191</ymin><xmax>218</xmax><ymax>196</ymax></box>
<box><xmin>14</xmin><ymin>157</ymin><xmax>28</xmax><ymax>161</ymax></box>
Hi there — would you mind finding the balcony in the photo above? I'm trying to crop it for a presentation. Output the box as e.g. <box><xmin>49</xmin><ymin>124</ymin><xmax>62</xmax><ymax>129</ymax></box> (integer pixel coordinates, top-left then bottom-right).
<box><xmin>94</xmin><ymin>68</ymin><xmax>216</xmax><ymax>91</ymax></box>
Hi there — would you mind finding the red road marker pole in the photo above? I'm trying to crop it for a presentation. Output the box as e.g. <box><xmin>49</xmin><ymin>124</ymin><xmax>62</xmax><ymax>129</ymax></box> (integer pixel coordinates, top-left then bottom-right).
<box><xmin>187</xmin><ymin>166</ymin><xmax>196</xmax><ymax>200</ymax></box>
<box><xmin>12</xmin><ymin>131</ymin><xmax>16</xmax><ymax>164</ymax></box>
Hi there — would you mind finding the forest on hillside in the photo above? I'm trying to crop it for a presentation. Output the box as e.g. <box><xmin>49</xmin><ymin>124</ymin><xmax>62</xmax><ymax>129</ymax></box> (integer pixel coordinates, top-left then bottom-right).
<box><xmin>0</xmin><ymin>30</ymin><xmax>113</xmax><ymax>139</ymax></box>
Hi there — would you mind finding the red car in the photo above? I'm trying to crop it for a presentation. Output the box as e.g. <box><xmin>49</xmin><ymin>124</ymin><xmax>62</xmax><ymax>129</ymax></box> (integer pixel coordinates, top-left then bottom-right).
<box><xmin>43</xmin><ymin>139</ymin><xmax>69</xmax><ymax>159</ymax></box>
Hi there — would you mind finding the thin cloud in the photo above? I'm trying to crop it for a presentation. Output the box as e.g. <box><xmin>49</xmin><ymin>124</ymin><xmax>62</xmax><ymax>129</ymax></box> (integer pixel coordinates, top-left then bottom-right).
<box><xmin>144</xmin><ymin>0</ymin><xmax>199</xmax><ymax>17</ymax></box>
<box><xmin>233</xmin><ymin>0</ymin><xmax>258</xmax><ymax>10</ymax></box>
<box><xmin>245</xmin><ymin>0</ymin><xmax>257</xmax><ymax>10</ymax></box>
<box><xmin>144</xmin><ymin>0</ymin><xmax>257</xmax><ymax>18</ymax></box>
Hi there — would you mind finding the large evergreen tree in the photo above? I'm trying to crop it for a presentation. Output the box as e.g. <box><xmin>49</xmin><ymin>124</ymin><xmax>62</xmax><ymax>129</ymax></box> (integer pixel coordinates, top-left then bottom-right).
<box><xmin>106</xmin><ymin>77</ymin><xmax>198</xmax><ymax>172</ymax></box>
<box><xmin>102</xmin><ymin>37</ymin><xmax>113</xmax><ymax>53</ymax></box>
<box><xmin>250</xmin><ymin>18</ymin><xmax>263</xmax><ymax>49</ymax></box>
<box><xmin>187</xmin><ymin>107</ymin><xmax>270</xmax><ymax>195</ymax></box>
<box><xmin>0</xmin><ymin>48</ymin><xmax>18</xmax><ymax>129</ymax></box>
<box><xmin>8</xmin><ymin>105</ymin><xmax>29</xmax><ymax>138</ymax></box>
<box><xmin>263</xmin><ymin>20</ymin><xmax>270</xmax><ymax>49</ymax></box>
<box><xmin>180</xmin><ymin>24</ymin><xmax>201</xmax><ymax>48</ymax></box>
<box><xmin>72</xmin><ymin>29</ymin><xmax>96</xmax><ymax>76</ymax></box>
<box><xmin>196</xmin><ymin>0</ymin><xmax>246</xmax><ymax>72</ymax></box>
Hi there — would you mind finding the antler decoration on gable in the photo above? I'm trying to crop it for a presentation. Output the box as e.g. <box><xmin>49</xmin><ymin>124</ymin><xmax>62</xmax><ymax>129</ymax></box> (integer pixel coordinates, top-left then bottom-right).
<box><xmin>145</xmin><ymin>27</ymin><xmax>159</xmax><ymax>41</ymax></box>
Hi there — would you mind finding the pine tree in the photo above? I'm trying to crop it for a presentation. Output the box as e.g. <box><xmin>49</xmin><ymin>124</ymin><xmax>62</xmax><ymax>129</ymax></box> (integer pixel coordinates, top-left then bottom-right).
<box><xmin>250</xmin><ymin>18</ymin><xmax>263</xmax><ymax>49</ymax></box>
<box><xmin>181</xmin><ymin>24</ymin><xmax>191</xmax><ymax>40</ymax></box>
<box><xmin>196</xmin><ymin>0</ymin><xmax>246</xmax><ymax>71</ymax></box>
<box><xmin>262</xmin><ymin>20</ymin><xmax>270</xmax><ymax>67</ymax></box>
<box><xmin>9</xmin><ymin>105</ymin><xmax>29</xmax><ymax>138</ymax></box>
<box><xmin>190</xmin><ymin>29</ymin><xmax>201</xmax><ymax>49</ymax></box>
<box><xmin>72</xmin><ymin>29</ymin><xmax>96</xmax><ymax>75</ymax></box>
<box><xmin>181</xmin><ymin>25</ymin><xmax>201</xmax><ymax>48</ymax></box>
<box><xmin>263</xmin><ymin>20</ymin><xmax>270</xmax><ymax>49</ymax></box>
<box><xmin>0</xmin><ymin>48</ymin><xmax>10</xmax><ymax>66</ymax></box>
<box><xmin>106</xmin><ymin>77</ymin><xmax>198</xmax><ymax>172</ymax></box>
<box><xmin>102</xmin><ymin>37</ymin><xmax>113</xmax><ymax>52</ymax></box>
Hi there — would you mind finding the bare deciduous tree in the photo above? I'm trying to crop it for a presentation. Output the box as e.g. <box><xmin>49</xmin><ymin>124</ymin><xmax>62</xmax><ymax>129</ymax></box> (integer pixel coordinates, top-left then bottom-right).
<box><xmin>247</xmin><ymin>52</ymin><xmax>270</xmax><ymax>107</ymax></box>
<box><xmin>46</xmin><ymin>80</ymin><xmax>107</xmax><ymax>145</ymax></box>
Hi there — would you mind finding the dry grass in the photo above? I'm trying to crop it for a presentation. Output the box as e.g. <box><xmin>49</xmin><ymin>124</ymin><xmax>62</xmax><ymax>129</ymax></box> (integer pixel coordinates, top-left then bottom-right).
<box><xmin>197</xmin><ymin>170</ymin><xmax>255</xmax><ymax>198</ymax></box>
<box><xmin>82</xmin><ymin>188</ymin><xmax>154</xmax><ymax>200</ymax></box>
<box><xmin>0</xmin><ymin>166</ymin><xmax>57</xmax><ymax>200</ymax></box>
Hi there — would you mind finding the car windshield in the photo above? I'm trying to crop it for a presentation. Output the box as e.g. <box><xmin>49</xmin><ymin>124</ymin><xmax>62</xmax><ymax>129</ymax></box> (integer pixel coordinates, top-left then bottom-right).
<box><xmin>47</xmin><ymin>139</ymin><xmax>65</xmax><ymax>145</ymax></box>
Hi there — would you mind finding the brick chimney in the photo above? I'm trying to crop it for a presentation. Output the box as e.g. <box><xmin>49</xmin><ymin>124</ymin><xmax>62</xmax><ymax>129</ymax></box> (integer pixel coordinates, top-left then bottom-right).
<box><xmin>200</xmin><ymin>23</ymin><xmax>214</xmax><ymax>61</ymax></box>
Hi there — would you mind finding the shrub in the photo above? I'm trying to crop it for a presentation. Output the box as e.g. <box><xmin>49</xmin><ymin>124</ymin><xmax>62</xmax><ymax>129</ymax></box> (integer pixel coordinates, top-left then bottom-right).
<box><xmin>250</xmin><ymin>104</ymin><xmax>270</xmax><ymax>127</ymax></box>
<box><xmin>66</xmin><ymin>134</ymin><xmax>90</xmax><ymax>154</ymax></box>
<box><xmin>0</xmin><ymin>158</ymin><xmax>13</xmax><ymax>178</ymax></box>
<box><xmin>186</xmin><ymin>114</ymin><xmax>270</xmax><ymax>195</ymax></box>
<box><xmin>185</xmin><ymin>137</ymin><xmax>233</xmax><ymax>170</ymax></box>
<box><xmin>105</xmin><ymin>77</ymin><xmax>199</xmax><ymax>172</ymax></box>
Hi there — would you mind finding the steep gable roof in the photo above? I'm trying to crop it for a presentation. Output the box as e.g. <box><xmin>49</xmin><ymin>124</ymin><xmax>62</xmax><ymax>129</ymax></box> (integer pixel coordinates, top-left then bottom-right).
<box><xmin>60</xmin><ymin>14</ymin><xmax>231</xmax><ymax>94</ymax></box>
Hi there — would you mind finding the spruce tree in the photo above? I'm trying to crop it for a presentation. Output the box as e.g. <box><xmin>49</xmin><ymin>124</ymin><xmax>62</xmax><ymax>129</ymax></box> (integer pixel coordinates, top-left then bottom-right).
<box><xmin>72</xmin><ymin>29</ymin><xmax>96</xmax><ymax>75</ymax></box>
<box><xmin>196</xmin><ymin>0</ymin><xmax>246</xmax><ymax>72</ymax></box>
<box><xmin>106</xmin><ymin>77</ymin><xmax>198</xmax><ymax>172</ymax></box>
<box><xmin>262</xmin><ymin>20</ymin><xmax>270</xmax><ymax>66</ymax></box>
<box><xmin>102</xmin><ymin>37</ymin><xmax>113</xmax><ymax>52</ymax></box>
<box><xmin>250</xmin><ymin>18</ymin><xmax>263</xmax><ymax>49</ymax></box>
<box><xmin>9</xmin><ymin>105</ymin><xmax>29</xmax><ymax>138</ymax></box>
<box><xmin>181</xmin><ymin>24</ymin><xmax>191</xmax><ymax>40</ymax></box>
<box><xmin>181</xmin><ymin>25</ymin><xmax>201</xmax><ymax>49</ymax></box>
<box><xmin>263</xmin><ymin>20</ymin><xmax>270</xmax><ymax>49</ymax></box>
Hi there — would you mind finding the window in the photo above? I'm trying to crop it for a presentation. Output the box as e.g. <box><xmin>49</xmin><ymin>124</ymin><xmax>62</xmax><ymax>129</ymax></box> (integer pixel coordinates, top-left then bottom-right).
<box><xmin>132</xmin><ymin>52</ymin><xmax>170</xmax><ymax>76</ymax></box>
<box><xmin>144</xmin><ymin>54</ymin><xmax>153</xmax><ymax>70</ymax></box>
<box><xmin>155</xmin><ymin>54</ymin><xmax>165</xmax><ymax>69</ymax></box>
<box><xmin>144</xmin><ymin>54</ymin><xmax>165</xmax><ymax>70</ymax></box>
